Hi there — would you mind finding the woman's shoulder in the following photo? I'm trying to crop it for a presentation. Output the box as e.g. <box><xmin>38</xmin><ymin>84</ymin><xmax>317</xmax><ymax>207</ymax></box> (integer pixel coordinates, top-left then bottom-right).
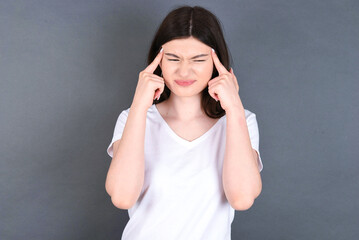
<box><xmin>243</xmin><ymin>108</ymin><xmax>258</xmax><ymax>124</ymax></box>
<box><xmin>120</xmin><ymin>104</ymin><xmax>156</xmax><ymax>115</ymax></box>
<box><xmin>118</xmin><ymin>104</ymin><xmax>158</xmax><ymax>122</ymax></box>
<box><xmin>244</xmin><ymin>108</ymin><xmax>256</xmax><ymax>117</ymax></box>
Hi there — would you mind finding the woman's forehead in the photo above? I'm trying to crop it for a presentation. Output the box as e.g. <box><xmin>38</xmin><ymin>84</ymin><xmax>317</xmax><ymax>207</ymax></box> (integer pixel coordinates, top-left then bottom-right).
<box><xmin>163</xmin><ymin>37</ymin><xmax>210</xmax><ymax>50</ymax></box>
<box><xmin>163</xmin><ymin>44</ymin><xmax>210</xmax><ymax>58</ymax></box>
<box><xmin>164</xmin><ymin>52</ymin><xmax>209</xmax><ymax>59</ymax></box>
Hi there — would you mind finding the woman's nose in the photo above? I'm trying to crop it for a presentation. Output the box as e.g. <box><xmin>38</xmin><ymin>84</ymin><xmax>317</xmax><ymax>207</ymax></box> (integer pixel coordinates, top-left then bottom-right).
<box><xmin>177</xmin><ymin>61</ymin><xmax>192</xmax><ymax>77</ymax></box>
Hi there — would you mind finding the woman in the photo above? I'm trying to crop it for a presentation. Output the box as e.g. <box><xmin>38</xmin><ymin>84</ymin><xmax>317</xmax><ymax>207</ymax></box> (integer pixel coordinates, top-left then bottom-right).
<box><xmin>106</xmin><ymin>5</ymin><xmax>263</xmax><ymax>239</ymax></box>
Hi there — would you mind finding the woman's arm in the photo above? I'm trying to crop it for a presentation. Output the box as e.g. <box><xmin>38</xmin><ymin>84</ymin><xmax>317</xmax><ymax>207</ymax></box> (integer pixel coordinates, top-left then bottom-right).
<box><xmin>222</xmin><ymin>106</ymin><xmax>262</xmax><ymax>211</ymax></box>
<box><xmin>105</xmin><ymin>105</ymin><xmax>147</xmax><ymax>209</ymax></box>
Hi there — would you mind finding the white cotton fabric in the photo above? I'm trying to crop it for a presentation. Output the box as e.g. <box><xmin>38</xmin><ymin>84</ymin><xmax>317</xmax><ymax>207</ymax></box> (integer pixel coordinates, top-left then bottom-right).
<box><xmin>107</xmin><ymin>104</ymin><xmax>263</xmax><ymax>240</ymax></box>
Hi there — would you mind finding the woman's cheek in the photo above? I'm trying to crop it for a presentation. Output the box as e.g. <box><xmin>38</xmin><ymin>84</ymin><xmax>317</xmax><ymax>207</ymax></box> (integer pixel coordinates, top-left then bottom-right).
<box><xmin>161</xmin><ymin>62</ymin><xmax>171</xmax><ymax>76</ymax></box>
<box><xmin>162</xmin><ymin>64</ymin><xmax>176</xmax><ymax>83</ymax></box>
<box><xmin>199</xmin><ymin>62</ymin><xmax>213</xmax><ymax>78</ymax></box>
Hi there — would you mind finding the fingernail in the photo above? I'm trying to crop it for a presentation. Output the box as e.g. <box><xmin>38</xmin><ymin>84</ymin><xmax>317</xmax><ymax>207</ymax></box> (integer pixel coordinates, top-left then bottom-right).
<box><xmin>160</xmin><ymin>47</ymin><xmax>163</xmax><ymax>52</ymax></box>
<box><xmin>211</xmin><ymin>48</ymin><xmax>215</xmax><ymax>53</ymax></box>
<box><xmin>157</xmin><ymin>95</ymin><xmax>160</xmax><ymax>101</ymax></box>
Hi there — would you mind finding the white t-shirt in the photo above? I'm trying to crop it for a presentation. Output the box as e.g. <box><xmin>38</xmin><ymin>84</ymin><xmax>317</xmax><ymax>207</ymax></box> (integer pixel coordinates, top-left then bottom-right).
<box><xmin>107</xmin><ymin>104</ymin><xmax>263</xmax><ymax>240</ymax></box>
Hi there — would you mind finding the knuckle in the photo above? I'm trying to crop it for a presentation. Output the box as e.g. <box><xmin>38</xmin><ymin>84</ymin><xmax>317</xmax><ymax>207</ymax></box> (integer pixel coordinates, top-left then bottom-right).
<box><xmin>143</xmin><ymin>73</ymin><xmax>150</xmax><ymax>79</ymax></box>
<box><xmin>139</xmin><ymin>71</ymin><xmax>145</xmax><ymax>77</ymax></box>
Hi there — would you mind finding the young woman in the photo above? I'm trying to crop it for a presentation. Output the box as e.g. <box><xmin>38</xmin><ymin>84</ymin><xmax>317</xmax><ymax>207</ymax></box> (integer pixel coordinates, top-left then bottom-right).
<box><xmin>105</xmin><ymin>5</ymin><xmax>263</xmax><ymax>239</ymax></box>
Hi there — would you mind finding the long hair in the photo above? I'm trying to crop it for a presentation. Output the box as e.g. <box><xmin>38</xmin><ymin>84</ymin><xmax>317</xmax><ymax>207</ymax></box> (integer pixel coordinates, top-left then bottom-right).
<box><xmin>147</xmin><ymin>5</ymin><xmax>232</xmax><ymax>118</ymax></box>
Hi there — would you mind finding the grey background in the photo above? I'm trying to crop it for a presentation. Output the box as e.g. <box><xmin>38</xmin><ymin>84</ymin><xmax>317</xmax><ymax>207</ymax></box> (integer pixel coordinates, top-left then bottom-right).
<box><xmin>1</xmin><ymin>0</ymin><xmax>358</xmax><ymax>239</ymax></box>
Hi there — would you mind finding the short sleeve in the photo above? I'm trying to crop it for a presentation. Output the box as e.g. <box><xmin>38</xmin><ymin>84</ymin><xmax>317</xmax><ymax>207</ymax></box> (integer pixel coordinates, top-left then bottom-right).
<box><xmin>106</xmin><ymin>109</ymin><xmax>129</xmax><ymax>158</ymax></box>
<box><xmin>246</xmin><ymin>111</ymin><xmax>263</xmax><ymax>172</ymax></box>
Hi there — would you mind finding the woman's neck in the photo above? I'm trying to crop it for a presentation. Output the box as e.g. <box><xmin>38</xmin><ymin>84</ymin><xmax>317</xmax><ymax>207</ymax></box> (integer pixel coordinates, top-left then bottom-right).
<box><xmin>159</xmin><ymin>94</ymin><xmax>205</xmax><ymax>121</ymax></box>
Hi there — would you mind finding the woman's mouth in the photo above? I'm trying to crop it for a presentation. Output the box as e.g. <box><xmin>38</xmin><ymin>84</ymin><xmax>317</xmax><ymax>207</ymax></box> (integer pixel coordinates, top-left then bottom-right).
<box><xmin>174</xmin><ymin>80</ymin><xmax>196</xmax><ymax>86</ymax></box>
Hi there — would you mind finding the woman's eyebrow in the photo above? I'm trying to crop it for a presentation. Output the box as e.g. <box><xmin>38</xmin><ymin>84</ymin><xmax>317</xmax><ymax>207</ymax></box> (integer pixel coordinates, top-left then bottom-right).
<box><xmin>164</xmin><ymin>53</ymin><xmax>209</xmax><ymax>59</ymax></box>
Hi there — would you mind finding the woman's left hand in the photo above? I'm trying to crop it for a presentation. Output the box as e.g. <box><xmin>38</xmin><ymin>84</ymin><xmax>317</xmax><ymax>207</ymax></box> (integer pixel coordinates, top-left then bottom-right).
<box><xmin>208</xmin><ymin>49</ymin><xmax>243</xmax><ymax>112</ymax></box>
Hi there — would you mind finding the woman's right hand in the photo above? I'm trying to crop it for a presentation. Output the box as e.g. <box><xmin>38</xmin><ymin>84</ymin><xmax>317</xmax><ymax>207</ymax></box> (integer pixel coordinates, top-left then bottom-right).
<box><xmin>131</xmin><ymin>48</ymin><xmax>165</xmax><ymax>111</ymax></box>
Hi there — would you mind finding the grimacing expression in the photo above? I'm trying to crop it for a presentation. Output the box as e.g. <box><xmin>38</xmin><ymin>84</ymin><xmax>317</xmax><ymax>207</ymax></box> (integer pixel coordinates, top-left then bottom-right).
<box><xmin>159</xmin><ymin>37</ymin><xmax>214</xmax><ymax>97</ymax></box>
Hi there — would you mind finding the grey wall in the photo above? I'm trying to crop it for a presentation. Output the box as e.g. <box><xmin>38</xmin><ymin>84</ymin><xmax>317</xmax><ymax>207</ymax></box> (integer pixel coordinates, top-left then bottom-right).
<box><xmin>1</xmin><ymin>0</ymin><xmax>358</xmax><ymax>239</ymax></box>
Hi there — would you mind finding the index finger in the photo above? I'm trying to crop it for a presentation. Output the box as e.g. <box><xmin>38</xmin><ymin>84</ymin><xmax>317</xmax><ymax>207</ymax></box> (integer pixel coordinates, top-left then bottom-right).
<box><xmin>144</xmin><ymin>47</ymin><xmax>164</xmax><ymax>73</ymax></box>
<box><xmin>211</xmin><ymin>49</ymin><xmax>228</xmax><ymax>75</ymax></box>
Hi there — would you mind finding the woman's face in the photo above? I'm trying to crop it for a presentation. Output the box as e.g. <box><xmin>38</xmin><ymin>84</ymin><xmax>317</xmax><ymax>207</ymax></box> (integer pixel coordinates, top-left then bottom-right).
<box><xmin>159</xmin><ymin>36</ymin><xmax>214</xmax><ymax>97</ymax></box>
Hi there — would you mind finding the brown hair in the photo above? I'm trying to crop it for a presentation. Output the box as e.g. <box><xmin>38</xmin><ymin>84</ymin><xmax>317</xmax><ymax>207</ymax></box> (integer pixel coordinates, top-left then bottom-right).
<box><xmin>147</xmin><ymin>5</ymin><xmax>232</xmax><ymax>119</ymax></box>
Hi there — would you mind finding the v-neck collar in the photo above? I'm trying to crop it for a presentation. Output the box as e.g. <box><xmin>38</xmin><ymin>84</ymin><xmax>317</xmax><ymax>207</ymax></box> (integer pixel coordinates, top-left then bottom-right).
<box><xmin>152</xmin><ymin>104</ymin><xmax>226</xmax><ymax>147</ymax></box>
